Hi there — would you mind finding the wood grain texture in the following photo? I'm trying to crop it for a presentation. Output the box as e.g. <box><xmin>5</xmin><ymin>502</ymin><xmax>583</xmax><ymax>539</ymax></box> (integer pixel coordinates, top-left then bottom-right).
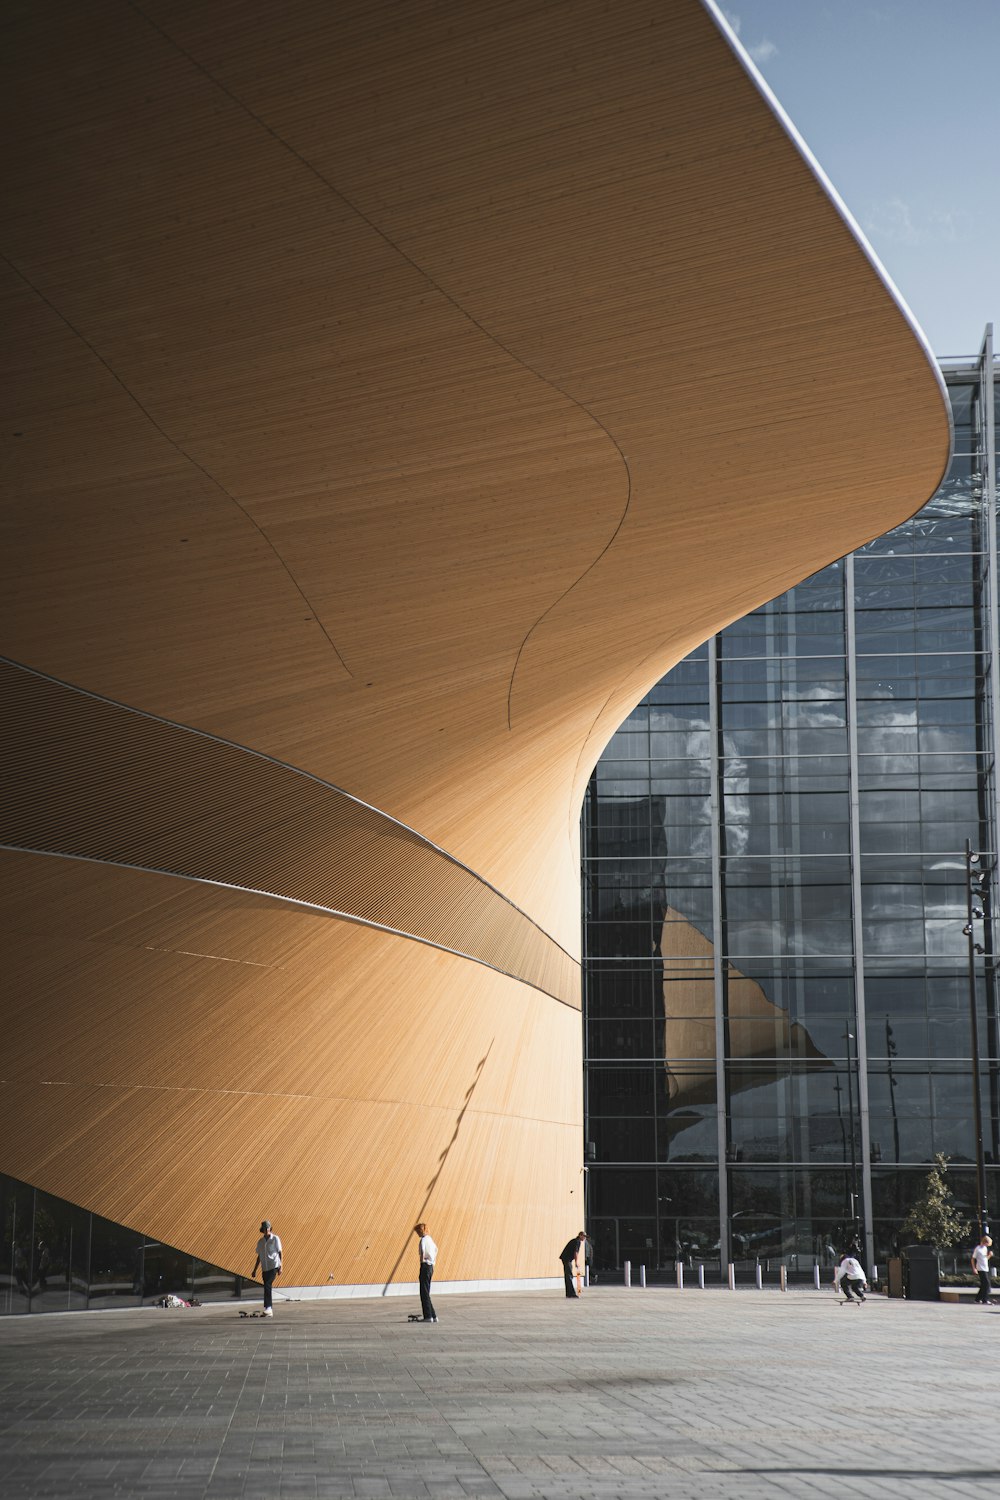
<box><xmin>0</xmin><ymin>0</ymin><xmax>948</xmax><ymax>1283</ymax></box>
<box><xmin>1</xmin><ymin>658</ymin><xmax>578</xmax><ymax>1006</ymax></box>
<box><xmin>0</xmin><ymin>850</ymin><xmax>583</xmax><ymax>1285</ymax></box>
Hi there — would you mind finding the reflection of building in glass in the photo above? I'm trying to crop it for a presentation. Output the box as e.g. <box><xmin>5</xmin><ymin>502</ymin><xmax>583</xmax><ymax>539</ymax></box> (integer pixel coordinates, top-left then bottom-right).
<box><xmin>583</xmin><ymin>331</ymin><xmax>999</xmax><ymax>1275</ymax></box>
<box><xmin>0</xmin><ymin>1172</ymin><xmax>240</xmax><ymax>1315</ymax></box>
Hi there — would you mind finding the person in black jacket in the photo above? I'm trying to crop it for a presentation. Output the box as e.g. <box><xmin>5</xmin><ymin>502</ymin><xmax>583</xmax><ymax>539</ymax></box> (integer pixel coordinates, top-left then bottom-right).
<box><xmin>559</xmin><ymin>1232</ymin><xmax>587</xmax><ymax>1298</ymax></box>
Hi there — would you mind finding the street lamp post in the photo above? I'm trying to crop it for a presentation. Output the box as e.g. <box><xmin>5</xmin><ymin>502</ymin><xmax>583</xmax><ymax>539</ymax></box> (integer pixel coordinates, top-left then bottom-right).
<box><xmin>963</xmin><ymin>839</ymin><xmax>991</xmax><ymax>1238</ymax></box>
<box><xmin>730</xmin><ymin>1209</ymin><xmax>749</xmax><ymax>1261</ymax></box>
<box><xmin>844</xmin><ymin>1028</ymin><xmax>860</xmax><ymax>1244</ymax></box>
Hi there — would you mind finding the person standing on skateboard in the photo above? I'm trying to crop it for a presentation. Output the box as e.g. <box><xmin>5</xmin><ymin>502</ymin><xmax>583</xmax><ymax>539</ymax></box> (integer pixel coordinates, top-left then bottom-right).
<box><xmin>414</xmin><ymin>1222</ymin><xmax>438</xmax><ymax>1322</ymax></box>
<box><xmin>252</xmin><ymin>1220</ymin><xmax>282</xmax><ymax>1317</ymax></box>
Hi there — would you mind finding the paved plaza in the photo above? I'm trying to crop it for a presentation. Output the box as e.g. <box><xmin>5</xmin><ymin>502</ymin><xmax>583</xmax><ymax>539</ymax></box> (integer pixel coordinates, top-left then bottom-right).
<box><xmin>2</xmin><ymin>1285</ymin><xmax>999</xmax><ymax>1500</ymax></box>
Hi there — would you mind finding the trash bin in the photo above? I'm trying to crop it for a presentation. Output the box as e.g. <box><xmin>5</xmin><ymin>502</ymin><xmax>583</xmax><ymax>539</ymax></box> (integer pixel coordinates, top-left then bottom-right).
<box><xmin>887</xmin><ymin>1257</ymin><xmax>904</xmax><ymax>1298</ymax></box>
<box><xmin>903</xmin><ymin>1244</ymin><xmax>939</xmax><ymax>1301</ymax></box>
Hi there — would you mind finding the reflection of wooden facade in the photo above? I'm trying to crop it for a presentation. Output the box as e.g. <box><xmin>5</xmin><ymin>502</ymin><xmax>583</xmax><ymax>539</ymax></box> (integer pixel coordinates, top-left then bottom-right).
<box><xmin>0</xmin><ymin>0</ymin><xmax>948</xmax><ymax>1288</ymax></box>
<box><xmin>660</xmin><ymin>911</ymin><xmax>827</xmax><ymax>1115</ymax></box>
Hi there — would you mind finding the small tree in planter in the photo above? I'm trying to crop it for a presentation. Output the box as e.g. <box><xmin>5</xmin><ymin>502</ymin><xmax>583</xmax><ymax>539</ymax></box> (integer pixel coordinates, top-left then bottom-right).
<box><xmin>901</xmin><ymin>1154</ymin><xmax>970</xmax><ymax>1258</ymax></box>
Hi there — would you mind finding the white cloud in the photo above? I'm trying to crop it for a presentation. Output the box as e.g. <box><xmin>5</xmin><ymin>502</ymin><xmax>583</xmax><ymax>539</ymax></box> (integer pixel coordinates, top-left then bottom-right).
<box><xmin>864</xmin><ymin>196</ymin><xmax>920</xmax><ymax>245</ymax></box>
<box><xmin>721</xmin><ymin>10</ymin><xmax>777</xmax><ymax>66</ymax></box>
<box><xmin>748</xmin><ymin>39</ymin><xmax>778</xmax><ymax>64</ymax></box>
<box><xmin>864</xmin><ymin>197</ymin><xmax>971</xmax><ymax>247</ymax></box>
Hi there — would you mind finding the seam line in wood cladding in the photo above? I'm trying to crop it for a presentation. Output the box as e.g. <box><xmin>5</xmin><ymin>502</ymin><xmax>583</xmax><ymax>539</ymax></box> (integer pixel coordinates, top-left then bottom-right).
<box><xmin>0</xmin><ymin>251</ymin><xmax>355</xmax><ymax>683</ymax></box>
<box><xmin>0</xmin><ymin>0</ymin><xmax>951</xmax><ymax>1286</ymax></box>
<box><xmin>0</xmin><ymin>658</ymin><xmax>579</xmax><ymax>1008</ymax></box>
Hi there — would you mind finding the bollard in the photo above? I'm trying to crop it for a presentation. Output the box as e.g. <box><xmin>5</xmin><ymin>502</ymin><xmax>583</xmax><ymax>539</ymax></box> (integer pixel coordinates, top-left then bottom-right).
<box><xmin>676</xmin><ymin>1261</ymin><xmax>684</xmax><ymax>1290</ymax></box>
<box><xmin>755</xmin><ymin>1262</ymin><xmax>762</xmax><ymax>1290</ymax></box>
<box><xmin>698</xmin><ymin>1264</ymin><xmax>705</xmax><ymax>1290</ymax></box>
<box><xmin>872</xmin><ymin>1263</ymin><xmax>878</xmax><ymax>1284</ymax></box>
<box><xmin>727</xmin><ymin>1262</ymin><xmax>736</xmax><ymax>1291</ymax></box>
<box><xmin>640</xmin><ymin>1264</ymin><xmax>647</xmax><ymax>1288</ymax></box>
<box><xmin>813</xmin><ymin>1264</ymin><xmax>821</xmax><ymax>1290</ymax></box>
<box><xmin>624</xmin><ymin>1259</ymin><xmax>631</xmax><ymax>1288</ymax></box>
<box><xmin>780</xmin><ymin>1265</ymin><xmax>787</xmax><ymax>1292</ymax></box>
<box><xmin>585</xmin><ymin>1264</ymin><xmax>590</xmax><ymax>1288</ymax></box>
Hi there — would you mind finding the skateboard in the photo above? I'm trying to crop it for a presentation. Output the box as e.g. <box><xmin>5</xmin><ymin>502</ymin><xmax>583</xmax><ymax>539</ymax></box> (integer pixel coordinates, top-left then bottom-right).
<box><xmin>407</xmin><ymin>1313</ymin><xmax>424</xmax><ymax>1322</ymax></box>
<box><xmin>238</xmin><ymin>1310</ymin><xmax>268</xmax><ymax>1318</ymax></box>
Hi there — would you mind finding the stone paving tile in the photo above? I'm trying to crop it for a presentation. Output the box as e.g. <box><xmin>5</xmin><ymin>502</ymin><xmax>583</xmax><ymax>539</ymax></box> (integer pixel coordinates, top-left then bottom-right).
<box><xmin>3</xmin><ymin>1289</ymin><xmax>1000</xmax><ymax>1498</ymax></box>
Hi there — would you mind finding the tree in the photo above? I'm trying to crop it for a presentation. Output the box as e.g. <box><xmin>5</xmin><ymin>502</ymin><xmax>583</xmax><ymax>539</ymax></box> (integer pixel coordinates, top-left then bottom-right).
<box><xmin>901</xmin><ymin>1154</ymin><xmax>970</xmax><ymax>1248</ymax></box>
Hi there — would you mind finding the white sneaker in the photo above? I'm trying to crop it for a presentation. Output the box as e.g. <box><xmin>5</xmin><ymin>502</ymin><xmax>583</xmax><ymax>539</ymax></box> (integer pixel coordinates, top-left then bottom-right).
<box><xmin>263</xmin><ymin>1307</ymin><xmax>273</xmax><ymax>1317</ymax></box>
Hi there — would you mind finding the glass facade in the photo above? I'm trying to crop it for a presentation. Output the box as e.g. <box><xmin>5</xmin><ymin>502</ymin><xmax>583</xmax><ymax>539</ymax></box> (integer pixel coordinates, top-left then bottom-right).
<box><xmin>0</xmin><ymin>1172</ymin><xmax>241</xmax><ymax>1315</ymax></box>
<box><xmin>583</xmin><ymin>334</ymin><xmax>1000</xmax><ymax>1277</ymax></box>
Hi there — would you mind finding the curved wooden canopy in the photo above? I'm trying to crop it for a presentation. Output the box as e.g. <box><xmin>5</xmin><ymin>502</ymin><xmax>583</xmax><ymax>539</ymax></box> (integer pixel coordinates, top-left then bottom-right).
<box><xmin>0</xmin><ymin>0</ymin><xmax>948</xmax><ymax>1288</ymax></box>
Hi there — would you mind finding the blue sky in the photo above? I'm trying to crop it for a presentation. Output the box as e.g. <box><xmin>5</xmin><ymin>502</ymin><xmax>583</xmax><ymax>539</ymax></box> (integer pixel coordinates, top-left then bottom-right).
<box><xmin>723</xmin><ymin>1</ymin><xmax>998</xmax><ymax>357</ymax></box>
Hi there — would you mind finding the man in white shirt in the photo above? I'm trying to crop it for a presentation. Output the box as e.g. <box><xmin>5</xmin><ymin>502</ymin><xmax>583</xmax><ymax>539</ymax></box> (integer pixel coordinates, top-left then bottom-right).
<box><xmin>971</xmin><ymin>1233</ymin><xmax>993</xmax><ymax>1304</ymax></box>
<box><xmin>834</xmin><ymin>1252</ymin><xmax>867</xmax><ymax>1303</ymax></box>
<box><xmin>252</xmin><ymin>1220</ymin><xmax>282</xmax><ymax>1317</ymax></box>
<box><xmin>414</xmin><ymin>1221</ymin><xmax>438</xmax><ymax>1322</ymax></box>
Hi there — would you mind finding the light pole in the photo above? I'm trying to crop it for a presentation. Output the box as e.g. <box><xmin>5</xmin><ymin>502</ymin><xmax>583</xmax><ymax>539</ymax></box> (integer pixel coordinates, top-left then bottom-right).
<box><xmin>730</xmin><ymin>1209</ymin><xmax>749</xmax><ymax>1261</ymax></box>
<box><xmin>885</xmin><ymin>1016</ymin><xmax>900</xmax><ymax>1167</ymax></box>
<box><xmin>963</xmin><ymin>839</ymin><xmax>991</xmax><ymax>1239</ymax></box>
<box><xmin>844</xmin><ymin>1028</ymin><xmax>860</xmax><ymax>1245</ymax></box>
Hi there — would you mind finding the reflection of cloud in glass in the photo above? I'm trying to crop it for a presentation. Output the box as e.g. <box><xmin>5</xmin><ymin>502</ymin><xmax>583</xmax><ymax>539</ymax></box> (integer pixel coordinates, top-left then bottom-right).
<box><xmin>860</xmin><ymin>717</ymin><xmax>975</xmax><ymax>765</ymax></box>
<box><xmin>649</xmin><ymin>710</ymin><xmax>709</xmax><ymax>737</ymax></box>
<box><xmin>860</xmin><ymin>486</ymin><xmax>981</xmax><ymax>551</ymax></box>
<box><xmin>722</xmin><ymin>739</ymin><xmax>749</xmax><ymax>854</ymax></box>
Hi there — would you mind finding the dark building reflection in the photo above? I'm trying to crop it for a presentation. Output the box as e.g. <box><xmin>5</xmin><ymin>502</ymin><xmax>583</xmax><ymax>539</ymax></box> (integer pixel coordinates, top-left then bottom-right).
<box><xmin>1</xmin><ymin>1172</ymin><xmax>241</xmax><ymax>1315</ymax></box>
<box><xmin>583</xmin><ymin>344</ymin><xmax>1000</xmax><ymax>1274</ymax></box>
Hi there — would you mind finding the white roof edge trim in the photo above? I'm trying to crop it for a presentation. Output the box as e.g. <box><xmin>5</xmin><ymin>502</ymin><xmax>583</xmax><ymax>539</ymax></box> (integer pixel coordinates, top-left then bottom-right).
<box><xmin>699</xmin><ymin>0</ymin><xmax>953</xmax><ymax>462</ymax></box>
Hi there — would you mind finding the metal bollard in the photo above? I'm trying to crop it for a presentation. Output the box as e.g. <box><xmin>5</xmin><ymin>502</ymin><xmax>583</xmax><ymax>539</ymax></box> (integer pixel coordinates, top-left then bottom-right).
<box><xmin>624</xmin><ymin>1260</ymin><xmax>631</xmax><ymax>1288</ymax></box>
<box><xmin>676</xmin><ymin>1261</ymin><xmax>684</xmax><ymax>1290</ymax></box>
<box><xmin>813</xmin><ymin>1264</ymin><xmax>821</xmax><ymax>1290</ymax></box>
<box><xmin>872</xmin><ymin>1263</ymin><xmax>878</xmax><ymax>1284</ymax></box>
<box><xmin>727</xmin><ymin>1262</ymin><xmax>736</xmax><ymax>1291</ymax></box>
<box><xmin>585</xmin><ymin>1265</ymin><xmax>590</xmax><ymax>1288</ymax></box>
<box><xmin>640</xmin><ymin>1264</ymin><xmax>647</xmax><ymax>1288</ymax></box>
<box><xmin>698</xmin><ymin>1264</ymin><xmax>705</xmax><ymax>1289</ymax></box>
<box><xmin>780</xmin><ymin>1265</ymin><xmax>787</xmax><ymax>1292</ymax></box>
<box><xmin>755</xmin><ymin>1262</ymin><xmax>763</xmax><ymax>1290</ymax></box>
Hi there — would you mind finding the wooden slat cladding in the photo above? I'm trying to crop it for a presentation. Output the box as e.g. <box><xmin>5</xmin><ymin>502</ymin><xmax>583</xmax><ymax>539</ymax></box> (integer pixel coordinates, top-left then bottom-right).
<box><xmin>0</xmin><ymin>0</ymin><xmax>949</xmax><ymax>950</ymax></box>
<box><xmin>1</xmin><ymin>851</ymin><xmax>583</xmax><ymax>1286</ymax></box>
<box><xmin>0</xmin><ymin>0</ymin><xmax>949</xmax><ymax>1284</ymax></box>
<box><xmin>0</xmin><ymin>659</ymin><xmax>578</xmax><ymax>1007</ymax></box>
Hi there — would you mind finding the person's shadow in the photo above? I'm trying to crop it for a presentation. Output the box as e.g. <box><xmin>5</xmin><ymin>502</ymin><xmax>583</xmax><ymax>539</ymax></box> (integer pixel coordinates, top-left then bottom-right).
<box><xmin>381</xmin><ymin>1042</ymin><xmax>493</xmax><ymax>1293</ymax></box>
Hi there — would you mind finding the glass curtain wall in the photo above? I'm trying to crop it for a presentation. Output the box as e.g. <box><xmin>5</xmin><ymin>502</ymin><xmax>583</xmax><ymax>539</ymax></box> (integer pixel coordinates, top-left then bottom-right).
<box><xmin>583</xmin><ymin>336</ymin><xmax>1000</xmax><ymax>1277</ymax></box>
<box><xmin>0</xmin><ymin>1171</ymin><xmax>241</xmax><ymax>1315</ymax></box>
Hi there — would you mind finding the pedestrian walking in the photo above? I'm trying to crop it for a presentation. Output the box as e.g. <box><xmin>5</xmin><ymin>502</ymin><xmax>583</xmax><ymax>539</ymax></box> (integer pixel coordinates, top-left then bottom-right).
<box><xmin>414</xmin><ymin>1222</ymin><xmax>438</xmax><ymax>1322</ymax></box>
<box><xmin>971</xmin><ymin>1233</ymin><xmax>993</xmax><ymax>1304</ymax></box>
<box><xmin>559</xmin><ymin>1232</ymin><xmax>587</xmax><ymax>1298</ymax></box>
<box><xmin>834</xmin><ymin>1250</ymin><xmax>868</xmax><ymax>1303</ymax></box>
<box><xmin>252</xmin><ymin>1220</ymin><xmax>282</xmax><ymax>1317</ymax></box>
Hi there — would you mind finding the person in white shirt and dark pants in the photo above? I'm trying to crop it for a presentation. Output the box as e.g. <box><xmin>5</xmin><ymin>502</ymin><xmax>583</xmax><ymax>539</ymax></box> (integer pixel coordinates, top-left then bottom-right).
<box><xmin>971</xmin><ymin>1234</ymin><xmax>993</xmax><ymax>1304</ymax></box>
<box><xmin>414</xmin><ymin>1222</ymin><xmax>438</xmax><ymax>1322</ymax></box>
<box><xmin>252</xmin><ymin>1220</ymin><xmax>282</xmax><ymax>1316</ymax></box>
<box><xmin>834</xmin><ymin>1252</ymin><xmax>868</xmax><ymax>1303</ymax></box>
